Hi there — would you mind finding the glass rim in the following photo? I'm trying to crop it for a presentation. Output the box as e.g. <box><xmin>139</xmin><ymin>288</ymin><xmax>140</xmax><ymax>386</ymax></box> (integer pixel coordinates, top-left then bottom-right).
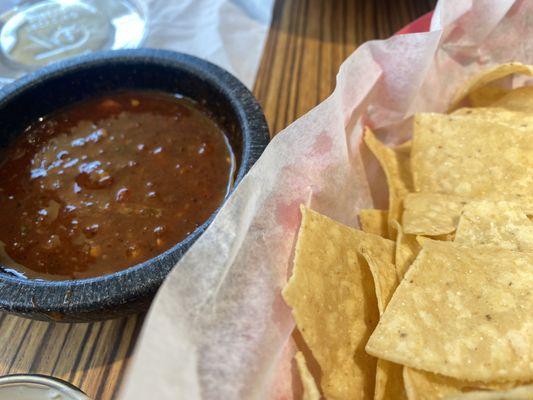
<box><xmin>0</xmin><ymin>374</ymin><xmax>89</xmax><ymax>399</ymax></box>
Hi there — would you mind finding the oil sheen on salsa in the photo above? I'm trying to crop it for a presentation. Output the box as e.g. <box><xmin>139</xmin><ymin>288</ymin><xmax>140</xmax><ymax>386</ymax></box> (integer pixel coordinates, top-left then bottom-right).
<box><xmin>0</xmin><ymin>91</ymin><xmax>234</xmax><ymax>280</ymax></box>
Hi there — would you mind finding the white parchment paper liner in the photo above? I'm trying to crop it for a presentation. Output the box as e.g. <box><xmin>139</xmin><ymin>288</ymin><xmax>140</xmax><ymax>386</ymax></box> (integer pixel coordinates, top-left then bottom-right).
<box><xmin>119</xmin><ymin>1</ymin><xmax>533</xmax><ymax>398</ymax></box>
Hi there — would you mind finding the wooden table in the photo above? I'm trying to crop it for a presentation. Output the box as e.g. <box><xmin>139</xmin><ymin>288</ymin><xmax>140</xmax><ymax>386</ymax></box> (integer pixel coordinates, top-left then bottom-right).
<box><xmin>0</xmin><ymin>1</ymin><xmax>435</xmax><ymax>398</ymax></box>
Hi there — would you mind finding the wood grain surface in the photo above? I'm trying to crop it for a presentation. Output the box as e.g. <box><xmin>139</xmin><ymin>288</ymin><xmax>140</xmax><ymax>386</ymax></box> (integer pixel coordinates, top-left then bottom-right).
<box><xmin>0</xmin><ymin>1</ymin><xmax>435</xmax><ymax>398</ymax></box>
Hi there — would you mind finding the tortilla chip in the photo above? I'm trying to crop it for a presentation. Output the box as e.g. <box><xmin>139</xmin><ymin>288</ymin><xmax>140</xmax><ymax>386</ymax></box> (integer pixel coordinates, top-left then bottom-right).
<box><xmin>432</xmin><ymin>233</ymin><xmax>455</xmax><ymax>241</ymax></box>
<box><xmin>402</xmin><ymin>193</ymin><xmax>533</xmax><ymax>237</ymax></box>
<box><xmin>455</xmin><ymin>200</ymin><xmax>533</xmax><ymax>252</ymax></box>
<box><xmin>450</xmin><ymin>62</ymin><xmax>533</xmax><ymax>110</ymax></box>
<box><xmin>467</xmin><ymin>86</ymin><xmax>510</xmax><ymax>108</ymax></box>
<box><xmin>393</xmin><ymin>221</ymin><xmax>421</xmax><ymax>280</ymax></box>
<box><xmin>283</xmin><ymin>206</ymin><xmax>395</xmax><ymax>399</ymax></box>
<box><xmin>359</xmin><ymin>245</ymin><xmax>398</xmax><ymax>315</ymax></box>
<box><xmin>364</xmin><ymin>128</ymin><xmax>413</xmax><ymax>239</ymax></box>
<box><xmin>369</xmin><ymin>360</ymin><xmax>405</xmax><ymax>400</ymax></box>
<box><xmin>412</xmin><ymin>113</ymin><xmax>533</xmax><ymax>199</ymax></box>
<box><xmin>492</xmin><ymin>86</ymin><xmax>533</xmax><ymax>113</ymax></box>
<box><xmin>295</xmin><ymin>352</ymin><xmax>321</xmax><ymax>400</ymax></box>
<box><xmin>360</xmin><ymin>209</ymin><xmax>389</xmax><ymax>237</ymax></box>
<box><xmin>402</xmin><ymin>193</ymin><xmax>468</xmax><ymax>236</ymax></box>
<box><xmin>396</xmin><ymin>140</ymin><xmax>412</xmax><ymax>151</ymax></box>
<box><xmin>359</xmin><ymin>237</ymin><xmax>406</xmax><ymax>400</ymax></box>
<box><xmin>366</xmin><ymin>239</ymin><xmax>533</xmax><ymax>382</ymax></box>
<box><xmin>403</xmin><ymin>368</ymin><xmax>521</xmax><ymax>400</ymax></box>
<box><xmin>447</xmin><ymin>385</ymin><xmax>533</xmax><ymax>400</ymax></box>
<box><xmin>452</xmin><ymin>107</ymin><xmax>533</xmax><ymax>127</ymax></box>
<box><xmin>404</xmin><ymin>205</ymin><xmax>528</xmax><ymax>400</ymax></box>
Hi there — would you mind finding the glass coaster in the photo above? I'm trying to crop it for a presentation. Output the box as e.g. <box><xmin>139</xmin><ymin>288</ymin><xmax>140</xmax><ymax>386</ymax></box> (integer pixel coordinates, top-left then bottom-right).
<box><xmin>0</xmin><ymin>0</ymin><xmax>147</xmax><ymax>81</ymax></box>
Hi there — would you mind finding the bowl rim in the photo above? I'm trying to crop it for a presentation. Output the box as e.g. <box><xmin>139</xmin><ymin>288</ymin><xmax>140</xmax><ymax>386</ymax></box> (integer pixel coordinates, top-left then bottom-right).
<box><xmin>0</xmin><ymin>48</ymin><xmax>269</xmax><ymax>318</ymax></box>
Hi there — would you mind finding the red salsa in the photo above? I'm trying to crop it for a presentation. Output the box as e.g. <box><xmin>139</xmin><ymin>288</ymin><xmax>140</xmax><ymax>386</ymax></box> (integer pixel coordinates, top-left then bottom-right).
<box><xmin>0</xmin><ymin>91</ymin><xmax>234</xmax><ymax>280</ymax></box>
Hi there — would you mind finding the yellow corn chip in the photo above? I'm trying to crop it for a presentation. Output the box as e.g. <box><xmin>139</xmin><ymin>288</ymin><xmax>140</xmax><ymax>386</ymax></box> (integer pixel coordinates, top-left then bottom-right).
<box><xmin>395</xmin><ymin>139</ymin><xmax>412</xmax><ymax>151</ymax></box>
<box><xmin>452</xmin><ymin>107</ymin><xmax>533</xmax><ymax>127</ymax></box>
<box><xmin>492</xmin><ymin>86</ymin><xmax>533</xmax><ymax>113</ymax></box>
<box><xmin>447</xmin><ymin>385</ymin><xmax>533</xmax><ymax>400</ymax></box>
<box><xmin>372</xmin><ymin>360</ymin><xmax>405</xmax><ymax>400</ymax></box>
<box><xmin>366</xmin><ymin>239</ymin><xmax>533</xmax><ymax>382</ymax></box>
<box><xmin>432</xmin><ymin>233</ymin><xmax>455</xmax><ymax>241</ymax></box>
<box><xmin>467</xmin><ymin>86</ymin><xmax>510</xmax><ymax>107</ymax></box>
<box><xmin>402</xmin><ymin>193</ymin><xmax>468</xmax><ymax>236</ymax></box>
<box><xmin>402</xmin><ymin>193</ymin><xmax>533</xmax><ymax>237</ymax></box>
<box><xmin>283</xmin><ymin>206</ymin><xmax>395</xmax><ymax>399</ymax></box>
<box><xmin>295</xmin><ymin>352</ymin><xmax>321</xmax><ymax>400</ymax></box>
<box><xmin>403</xmin><ymin>200</ymin><xmax>531</xmax><ymax>400</ymax></box>
<box><xmin>364</xmin><ymin>128</ymin><xmax>413</xmax><ymax>239</ymax></box>
<box><xmin>292</xmin><ymin>329</ymin><xmax>323</xmax><ymax>394</ymax></box>
<box><xmin>455</xmin><ymin>200</ymin><xmax>533</xmax><ymax>252</ymax></box>
<box><xmin>403</xmin><ymin>368</ymin><xmax>520</xmax><ymax>400</ymax></box>
<box><xmin>360</xmin><ymin>209</ymin><xmax>389</xmax><ymax>237</ymax></box>
<box><xmin>412</xmin><ymin>113</ymin><xmax>533</xmax><ymax>199</ymax></box>
<box><xmin>359</xmin><ymin>245</ymin><xmax>397</xmax><ymax>315</ymax></box>
<box><xmin>359</xmin><ymin>237</ymin><xmax>406</xmax><ymax>400</ymax></box>
<box><xmin>392</xmin><ymin>221</ymin><xmax>421</xmax><ymax>280</ymax></box>
<box><xmin>450</xmin><ymin>62</ymin><xmax>533</xmax><ymax>110</ymax></box>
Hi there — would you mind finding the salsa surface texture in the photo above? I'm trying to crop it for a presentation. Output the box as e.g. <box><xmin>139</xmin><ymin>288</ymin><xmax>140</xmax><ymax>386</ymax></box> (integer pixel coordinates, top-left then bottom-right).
<box><xmin>0</xmin><ymin>91</ymin><xmax>234</xmax><ymax>280</ymax></box>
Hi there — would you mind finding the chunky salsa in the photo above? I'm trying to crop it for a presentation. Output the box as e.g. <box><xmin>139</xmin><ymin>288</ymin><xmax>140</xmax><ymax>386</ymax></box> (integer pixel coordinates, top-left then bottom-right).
<box><xmin>0</xmin><ymin>91</ymin><xmax>234</xmax><ymax>280</ymax></box>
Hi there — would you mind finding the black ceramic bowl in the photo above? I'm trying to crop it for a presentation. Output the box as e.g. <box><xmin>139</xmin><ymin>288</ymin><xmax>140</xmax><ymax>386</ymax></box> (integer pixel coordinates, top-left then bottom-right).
<box><xmin>0</xmin><ymin>49</ymin><xmax>269</xmax><ymax>321</ymax></box>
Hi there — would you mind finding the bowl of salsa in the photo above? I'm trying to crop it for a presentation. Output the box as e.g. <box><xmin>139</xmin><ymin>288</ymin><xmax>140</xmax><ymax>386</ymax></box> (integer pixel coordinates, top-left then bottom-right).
<box><xmin>0</xmin><ymin>49</ymin><xmax>269</xmax><ymax>321</ymax></box>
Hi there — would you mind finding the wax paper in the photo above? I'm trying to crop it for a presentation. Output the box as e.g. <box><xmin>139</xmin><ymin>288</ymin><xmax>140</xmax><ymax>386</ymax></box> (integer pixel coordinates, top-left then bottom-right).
<box><xmin>119</xmin><ymin>1</ymin><xmax>533</xmax><ymax>399</ymax></box>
